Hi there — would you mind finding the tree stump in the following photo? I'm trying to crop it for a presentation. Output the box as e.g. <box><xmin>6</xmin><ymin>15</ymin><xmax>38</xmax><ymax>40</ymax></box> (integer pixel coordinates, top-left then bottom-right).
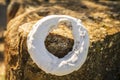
<box><xmin>5</xmin><ymin>1</ymin><xmax>120</xmax><ymax>80</ymax></box>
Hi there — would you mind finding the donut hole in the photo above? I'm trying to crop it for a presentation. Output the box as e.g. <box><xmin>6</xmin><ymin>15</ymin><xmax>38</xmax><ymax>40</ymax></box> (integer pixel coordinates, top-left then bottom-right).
<box><xmin>45</xmin><ymin>21</ymin><xmax>74</xmax><ymax>58</ymax></box>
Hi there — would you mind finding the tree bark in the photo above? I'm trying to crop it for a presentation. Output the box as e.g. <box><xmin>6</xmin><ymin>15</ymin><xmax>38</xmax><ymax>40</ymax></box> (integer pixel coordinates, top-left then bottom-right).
<box><xmin>5</xmin><ymin>1</ymin><xmax>120</xmax><ymax>80</ymax></box>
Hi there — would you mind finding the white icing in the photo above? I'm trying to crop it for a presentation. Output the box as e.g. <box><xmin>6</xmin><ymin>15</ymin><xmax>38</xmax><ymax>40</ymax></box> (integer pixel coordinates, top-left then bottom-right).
<box><xmin>27</xmin><ymin>15</ymin><xmax>89</xmax><ymax>76</ymax></box>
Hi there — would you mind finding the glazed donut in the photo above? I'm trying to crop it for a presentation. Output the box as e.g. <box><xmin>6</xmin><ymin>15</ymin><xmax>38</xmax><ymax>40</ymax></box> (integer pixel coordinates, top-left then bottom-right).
<box><xmin>27</xmin><ymin>15</ymin><xmax>89</xmax><ymax>76</ymax></box>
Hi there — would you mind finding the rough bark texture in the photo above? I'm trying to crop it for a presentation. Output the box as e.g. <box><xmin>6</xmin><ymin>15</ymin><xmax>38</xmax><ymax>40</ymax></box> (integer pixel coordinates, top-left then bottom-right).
<box><xmin>5</xmin><ymin>0</ymin><xmax>120</xmax><ymax>80</ymax></box>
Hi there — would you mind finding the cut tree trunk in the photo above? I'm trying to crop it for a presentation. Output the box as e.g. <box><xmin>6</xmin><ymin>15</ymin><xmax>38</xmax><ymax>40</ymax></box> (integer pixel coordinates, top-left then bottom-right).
<box><xmin>5</xmin><ymin>1</ymin><xmax>120</xmax><ymax>80</ymax></box>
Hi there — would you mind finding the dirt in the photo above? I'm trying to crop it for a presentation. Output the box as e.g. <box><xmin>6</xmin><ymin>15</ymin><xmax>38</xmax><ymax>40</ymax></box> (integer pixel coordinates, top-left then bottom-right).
<box><xmin>0</xmin><ymin>0</ymin><xmax>6</xmax><ymax>57</ymax></box>
<box><xmin>0</xmin><ymin>0</ymin><xmax>6</xmax><ymax>80</ymax></box>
